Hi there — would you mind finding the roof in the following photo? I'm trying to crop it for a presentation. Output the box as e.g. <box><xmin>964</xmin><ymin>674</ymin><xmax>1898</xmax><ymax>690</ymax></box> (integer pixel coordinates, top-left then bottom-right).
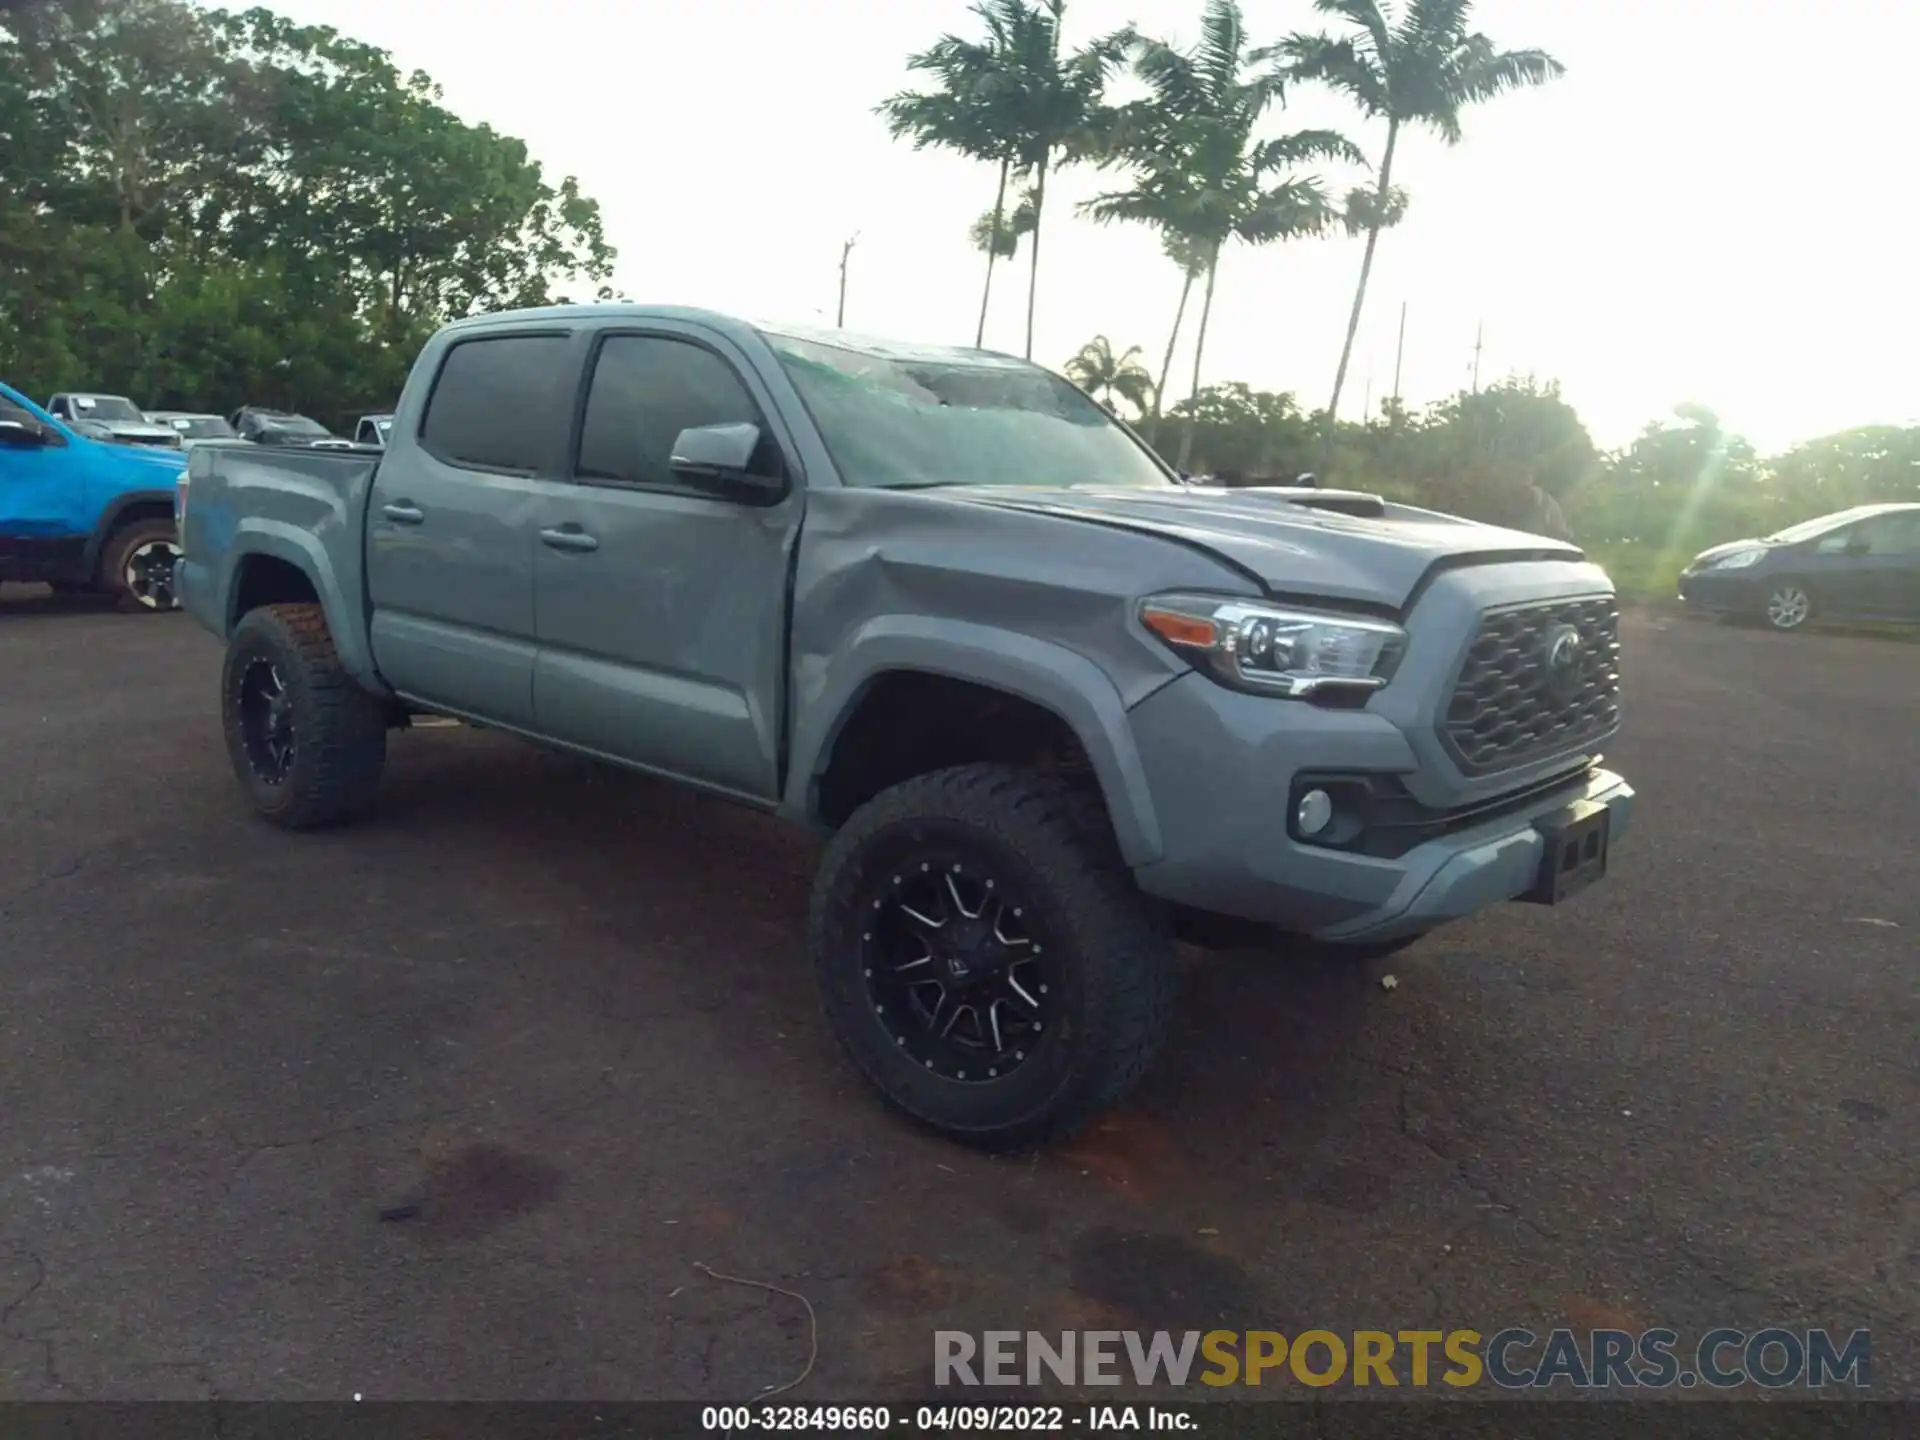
<box><xmin>445</xmin><ymin>303</ymin><xmax>1035</xmax><ymax>369</ymax></box>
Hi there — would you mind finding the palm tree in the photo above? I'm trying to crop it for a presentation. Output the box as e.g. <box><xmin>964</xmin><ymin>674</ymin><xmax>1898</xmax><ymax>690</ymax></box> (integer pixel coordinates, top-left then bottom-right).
<box><xmin>1064</xmin><ymin>335</ymin><xmax>1154</xmax><ymax>416</ymax></box>
<box><xmin>1274</xmin><ymin>0</ymin><xmax>1565</xmax><ymax>460</ymax></box>
<box><xmin>1084</xmin><ymin>0</ymin><xmax>1360</xmax><ymax>469</ymax></box>
<box><xmin>996</xmin><ymin>1</ymin><xmax>1136</xmax><ymax>360</ymax></box>
<box><xmin>1145</xmin><ymin>231</ymin><xmax>1209</xmax><ymax>444</ymax></box>
<box><xmin>877</xmin><ymin>1</ymin><xmax>1028</xmax><ymax>348</ymax></box>
<box><xmin>880</xmin><ymin>3</ymin><xmax>1130</xmax><ymax>357</ymax></box>
<box><xmin>967</xmin><ymin>182</ymin><xmax>1038</xmax><ymax>273</ymax></box>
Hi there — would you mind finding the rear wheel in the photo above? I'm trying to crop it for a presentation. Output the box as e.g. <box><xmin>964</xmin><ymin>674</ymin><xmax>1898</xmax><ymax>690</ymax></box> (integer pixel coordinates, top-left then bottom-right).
<box><xmin>1763</xmin><ymin>580</ymin><xmax>1814</xmax><ymax>632</ymax></box>
<box><xmin>221</xmin><ymin>603</ymin><xmax>387</xmax><ymax>829</ymax></box>
<box><xmin>810</xmin><ymin>764</ymin><xmax>1176</xmax><ymax>1150</ymax></box>
<box><xmin>99</xmin><ymin>517</ymin><xmax>182</xmax><ymax>612</ymax></box>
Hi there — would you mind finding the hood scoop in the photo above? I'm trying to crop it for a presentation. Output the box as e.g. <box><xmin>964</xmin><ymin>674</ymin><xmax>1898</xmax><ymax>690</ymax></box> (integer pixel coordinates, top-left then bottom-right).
<box><xmin>1222</xmin><ymin>486</ymin><xmax>1389</xmax><ymax>520</ymax></box>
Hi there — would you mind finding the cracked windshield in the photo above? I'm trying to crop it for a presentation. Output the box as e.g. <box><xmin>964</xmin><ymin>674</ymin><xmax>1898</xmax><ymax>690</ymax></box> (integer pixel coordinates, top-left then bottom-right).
<box><xmin>1</xmin><ymin>0</ymin><xmax>1911</xmax><ymax>1427</ymax></box>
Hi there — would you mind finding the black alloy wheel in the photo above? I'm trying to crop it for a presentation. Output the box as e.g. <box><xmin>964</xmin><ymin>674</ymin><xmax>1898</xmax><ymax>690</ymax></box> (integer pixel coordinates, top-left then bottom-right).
<box><xmin>860</xmin><ymin>851</ymin><xmax>1063</xmax><ymax>1083</ymax></box>
<box><xmin>237</xmin><ymin>658</ymin><xmax>296</xmax><ymax>785</ymax></box>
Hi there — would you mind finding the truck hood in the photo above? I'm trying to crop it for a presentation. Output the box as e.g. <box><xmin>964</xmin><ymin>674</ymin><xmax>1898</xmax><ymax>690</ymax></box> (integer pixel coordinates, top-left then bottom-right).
<box><xmin>92</xmin><ymin>435</ymin><xmax>187</xmax><ymax>476</ymax></box>
<box><xmin>927</xmin><ymin>484</ymin><xmax>1586</xmax><ymax>611</ymax></box>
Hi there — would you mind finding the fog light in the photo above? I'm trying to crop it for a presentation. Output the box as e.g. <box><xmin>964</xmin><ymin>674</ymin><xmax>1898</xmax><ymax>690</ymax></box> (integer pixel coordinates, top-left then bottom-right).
<box><xmin>1296</xmin><ymin>788</ymin><xmax>1334</xmax><ymax>837</ymax></box>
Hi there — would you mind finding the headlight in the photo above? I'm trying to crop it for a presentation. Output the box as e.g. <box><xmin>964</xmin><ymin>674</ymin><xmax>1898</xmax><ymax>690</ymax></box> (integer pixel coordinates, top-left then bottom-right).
<box><xmin>1138</xmin><ymin>593</ymin><xmax>1407</xmax><ymax>698</ymax></box>
<box><xmin>1710</xmin><ymin>548</ymin><xmax>1764</xmax><ymax>570</ymax></box>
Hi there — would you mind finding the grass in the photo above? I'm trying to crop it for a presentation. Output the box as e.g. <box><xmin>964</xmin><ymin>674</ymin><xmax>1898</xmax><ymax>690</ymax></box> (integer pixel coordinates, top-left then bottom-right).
<box><xmin>1581</xmin><ymin>540</ymin><xmax>1688</xmax><ymax>607</ymax></box>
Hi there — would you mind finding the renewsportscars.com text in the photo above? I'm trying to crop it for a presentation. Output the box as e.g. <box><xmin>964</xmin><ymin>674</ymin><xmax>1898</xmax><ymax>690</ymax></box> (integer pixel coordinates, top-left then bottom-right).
<box><xmin>934</xmin><ymin>1327</ymin><xmax>1872</xmax><ymax>1390</ymax></box>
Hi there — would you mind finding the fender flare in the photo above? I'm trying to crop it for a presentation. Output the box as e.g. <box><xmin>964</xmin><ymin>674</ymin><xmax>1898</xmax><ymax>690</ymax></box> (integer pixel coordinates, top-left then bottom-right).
<box><xmin>82</xmin><ymin>490</ymin><xmax>177</xmax><ymax>576</ymax></box>
<box><xmin>220</xmin><ymin>520</ymin><xmax>389</xmax><ymax>695</ymax></box>
<box><xmin>783</xmin><ymin>616</ymin><xmax>1164</xmax><ymax>868</ymax></box>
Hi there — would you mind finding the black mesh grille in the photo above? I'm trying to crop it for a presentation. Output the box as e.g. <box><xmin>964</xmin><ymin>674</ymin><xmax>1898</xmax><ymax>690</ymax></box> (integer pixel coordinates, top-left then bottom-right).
<box><xmin>1440</xmin><ymin>596</ymin><xmax>1621</xmax><ymax>775</ymax></box>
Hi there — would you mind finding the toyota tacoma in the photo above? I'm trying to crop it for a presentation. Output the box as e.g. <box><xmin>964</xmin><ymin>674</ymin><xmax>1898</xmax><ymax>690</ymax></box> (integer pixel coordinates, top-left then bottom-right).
<box><xmin>174</xmin><ymin>305</ymin><xmax>1634</xmax><ymax>1147</ymax></box>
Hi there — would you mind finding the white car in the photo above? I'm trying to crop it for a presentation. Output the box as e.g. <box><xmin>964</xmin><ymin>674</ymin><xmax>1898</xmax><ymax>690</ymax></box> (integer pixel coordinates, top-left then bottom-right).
<box><xmin>46</xmin><ymin>392</ymin><xmax>183</xmax><ymax>450</ymax></box>
<box><xmin>146</xmin><ymin>411</ymin><xmax>239</xmax><ymax>450</ymax></box>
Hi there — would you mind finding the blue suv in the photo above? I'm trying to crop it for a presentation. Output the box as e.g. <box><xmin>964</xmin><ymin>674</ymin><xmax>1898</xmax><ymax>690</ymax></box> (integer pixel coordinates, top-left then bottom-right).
<box><xmin>1</xmin><ymin>380</ymin><xmax>188</xmax><ymax>610</ymax></box>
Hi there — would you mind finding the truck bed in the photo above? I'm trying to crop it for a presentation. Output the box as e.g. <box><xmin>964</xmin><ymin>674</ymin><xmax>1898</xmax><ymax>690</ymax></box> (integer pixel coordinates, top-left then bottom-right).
<box><xmin>178</xmin><ymin>440</ymin><xmax>382</xmax><ymax>651</ymax></box>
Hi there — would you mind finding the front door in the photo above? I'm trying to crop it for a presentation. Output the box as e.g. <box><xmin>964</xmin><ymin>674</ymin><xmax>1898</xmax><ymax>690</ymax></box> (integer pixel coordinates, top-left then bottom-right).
<box><xmin>365</xmin><ymin>330</ymin><xmax>580</xmax><ymax>728</ymax></box>
<box><xmin>531</xmin><ymin>327</ymin><xmax>802</xmax><ymax>802</ymax></box>
<box><xmin>1850</xmin><ymin>511</ymin><xmax>1920</xmax><ymax>620</ymax></box>
<box><xmin>0</xmin><ymin>396</ymin><xmax>86</xmax><ymax>581</ymax></box>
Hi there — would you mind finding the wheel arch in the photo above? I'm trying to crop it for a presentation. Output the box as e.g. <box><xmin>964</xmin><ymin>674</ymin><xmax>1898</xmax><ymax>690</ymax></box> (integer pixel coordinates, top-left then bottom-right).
<box><xmin>220</xmin><ymin>524</ymin><xmax>389</xmax><ymax>695</ymax></box>
<box><xmin>785</xmin><ymin>618</ymin><xmax>1164</xmax><ymax>867</ymax></box>
<box><xmin>83</xmin><ymin>491</ymin><xmax>176</xmax><ymax>575</ymax></box>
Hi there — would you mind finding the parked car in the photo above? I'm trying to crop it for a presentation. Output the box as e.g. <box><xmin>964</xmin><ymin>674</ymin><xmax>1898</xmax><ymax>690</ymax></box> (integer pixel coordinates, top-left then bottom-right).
<box><xmin>1</xmin><ymin>381</ymin><xmax>188</xmax><ymax>609</ymax></box>
<box><xmin>230</xmin><ymin>406</ymin><xmax>351</xmax><ymax>449</ymax></box>
<box><xmin>147</xmin><ymin>411</ymin><xmax>239</xmax><ymax>450</ymax></box>
<box><xmin>175</xmin><ymin>305</ymin><xmax>1635</xmax><ymax>1147</ymax></box>
<box><xmin>1678</xmin><ymin>501</ymin><xmax>1920</xmax><ymax>630</ymax></box>
<box><xmin>44</xmin><ymin>392</ymin><xmax>183</xmax><ymax>450</ymax></box>
<box><xmin>354</xmin><ymin>413</ymin><xmax>394</xmax><ymax>447</ymax></box>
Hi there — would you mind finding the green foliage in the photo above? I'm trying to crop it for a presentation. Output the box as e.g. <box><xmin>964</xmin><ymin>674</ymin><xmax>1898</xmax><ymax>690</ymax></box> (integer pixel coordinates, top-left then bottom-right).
<box><xmin>1063</xmin><ymin>335</ymin><xmax>1153</xmax><ymax>416</ymax></box>
<box><xmin>0</xmin><ymin>0</ymin><xmax>614</xmax><ymax>424</ymax></box>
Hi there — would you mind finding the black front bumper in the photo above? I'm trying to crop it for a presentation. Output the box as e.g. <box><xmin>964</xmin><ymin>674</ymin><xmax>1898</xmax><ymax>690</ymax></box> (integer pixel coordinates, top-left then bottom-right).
<box><xmin>1677</xmin><ymin>569</ymin><xmax>1760</xmax><ymax>616</ymax></box>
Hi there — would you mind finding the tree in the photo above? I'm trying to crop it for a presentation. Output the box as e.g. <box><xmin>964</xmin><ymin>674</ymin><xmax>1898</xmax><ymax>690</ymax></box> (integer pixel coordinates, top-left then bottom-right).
<box><xmin>1278</xmin><ymin>0</ymin><xmax>1565</xmax><ymax>462</ymax></box>
<box><xmin>886</xmin><ymin>1</ymin><xmax>1134</xmax><ymax>359</ymax></box>
<box><xmin>0</xmin><ymin>0</ymin><xmax>616</xmax><ymax>421</ymax></box>
<box><xmin>1064</xmin><ymin>335</ymin><xmax>1153</xmax><ymax>416</ymax></box>
<box><xmin>1162</xmin><ymin>381</ymin><xmax>1317</xmax><ymax>476</ymax></box>
<box><xmin>878</xmin><ymin>0</ymin><xmax>1030</xmax><ymax>348</ymax></box>
<box><xmin>1086</xmin><ymin>0</ymin><xmax>1359</xmax><ymax>469</ymax></box>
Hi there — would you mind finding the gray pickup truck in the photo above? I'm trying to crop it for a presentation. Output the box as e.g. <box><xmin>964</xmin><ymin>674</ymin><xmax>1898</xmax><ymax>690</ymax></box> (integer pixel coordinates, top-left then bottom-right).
<box><xmin>176</xmin><ymin>304</ymin><xmax>1634</xmax><ymax>1147</ymax></box>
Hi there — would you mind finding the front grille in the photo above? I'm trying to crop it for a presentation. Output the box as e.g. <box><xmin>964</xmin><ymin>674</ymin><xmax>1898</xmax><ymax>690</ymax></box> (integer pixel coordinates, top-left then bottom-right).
<box><xmin>1440</xmin><ymin>595</ymin><xmax>1621</xmax><ymax>775</ymax></box>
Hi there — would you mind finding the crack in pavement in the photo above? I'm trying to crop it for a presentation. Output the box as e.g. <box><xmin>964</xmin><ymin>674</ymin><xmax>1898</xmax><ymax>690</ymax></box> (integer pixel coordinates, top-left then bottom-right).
<box><xmin>1395</xmin><ymin>1078</ymin><xmax>1554</xmax><ymax>1244</ymax></box>
<box><xmin>0</xmin><ymin>851</ymin><xmax>92</xmax><ymax>919</ymax></box>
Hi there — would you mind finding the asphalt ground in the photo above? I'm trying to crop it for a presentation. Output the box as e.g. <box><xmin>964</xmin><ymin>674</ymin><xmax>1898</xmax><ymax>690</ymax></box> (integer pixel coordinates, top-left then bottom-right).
<box><xmin>1</xmin><ymin>587</ymin><xmax>1914</xmax><ymax>1404</ymax></box>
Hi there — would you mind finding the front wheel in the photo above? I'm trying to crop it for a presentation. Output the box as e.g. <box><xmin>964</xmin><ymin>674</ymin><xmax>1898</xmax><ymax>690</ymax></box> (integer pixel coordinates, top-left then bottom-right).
<box><xmin>809</xmin><ymin>765</ymin><xmax>1177</xmax><ymax>1151</ymax></box>
<box><xmin>221</xmin><ymin>603</ymin><xmax>387</xmax><ymax>829</ymax></box>
<box><xmin>1763</xmin><ymin>580</ymin><xmax>1814</xmax><ymax>632</ymax></box>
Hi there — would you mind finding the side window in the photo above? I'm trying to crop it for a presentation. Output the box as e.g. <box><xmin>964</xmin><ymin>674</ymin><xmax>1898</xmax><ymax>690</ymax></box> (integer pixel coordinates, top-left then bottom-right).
<box><xmin>1814</xmin><ymin>527</ymin><xmax>1855</xmax><ymax>554</ymax></box>
<box><xmin>1855</xmin><ymin>514</ymin><xmax>1920</xmax><ymax>555</ymax></box>
<box><xmin>420</xmin><ymin>334</ymin><xmax>571</xmax><ymax>474</ymax></box>
<box><xmin>577</xmin><ymin>335</ymin><xmax>779</xmax><ymax>491</ymax></box>
<box><xmin>46</xmin><ymin>397</ymin><xmax>69</xmax><ymax>419</ymax></box>
<box><xmin>0</xmin><ymin>396</ymin><xmax>36</xmax><ymax>426</ymax></box>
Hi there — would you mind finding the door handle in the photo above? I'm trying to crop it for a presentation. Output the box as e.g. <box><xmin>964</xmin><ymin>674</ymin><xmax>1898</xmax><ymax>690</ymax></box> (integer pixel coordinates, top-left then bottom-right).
<box><xmin>539</xmin><ymin>525</ymin><xmax>599</xmax><ymax>554</ymax></box>
<box><xmin>382</xmin><ymin>502</ymin><xmax>425</xmax><ymax>525</ymax></box>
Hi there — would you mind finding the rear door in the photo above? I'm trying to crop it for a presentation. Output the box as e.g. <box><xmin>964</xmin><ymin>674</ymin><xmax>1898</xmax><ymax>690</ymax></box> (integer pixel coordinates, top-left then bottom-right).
<box><xmin>529</xmin><ymin>325</ymin><xmax>802</xmax><ymax>801</ymax></box>
<box><xmin>365</xmin><ymin>329</ymin><xmax>582</xmax><ymax>728</ymax></box>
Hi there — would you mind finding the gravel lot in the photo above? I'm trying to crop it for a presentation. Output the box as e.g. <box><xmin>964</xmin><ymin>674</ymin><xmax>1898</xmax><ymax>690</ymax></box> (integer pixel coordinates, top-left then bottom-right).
<box><xmin>2</xmin><ymin>588</ymin><xmax>1914</xmax><ymax>1402</ymax></box>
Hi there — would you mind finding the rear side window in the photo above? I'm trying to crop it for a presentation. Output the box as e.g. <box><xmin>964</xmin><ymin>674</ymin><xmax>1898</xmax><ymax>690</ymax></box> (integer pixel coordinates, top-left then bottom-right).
<box><xmin>421</xmin><ymin>334</ymin><xmax>570</xmax><ymax>474</ymax></box>
<box><xmin>577</xmin><ymin>335</ymin><xmax>777</xmax><ymax>490</ymax></box>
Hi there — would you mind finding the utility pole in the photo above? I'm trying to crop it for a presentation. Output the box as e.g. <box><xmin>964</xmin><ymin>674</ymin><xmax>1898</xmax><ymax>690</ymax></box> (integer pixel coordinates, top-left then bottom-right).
<box><xmin>1391</xmin><ymin>302</ymin><xmax>1407</xmax><ymax>404</ymax></box>
<box><xmin>1471</xmin><ymin>321</ymin><xmax>1484</xmax><ymax>393</ymax></box>
<box><xmin>1361</xmin><ymin>372</ymin><xmax>1372</xmax><ymax>425</ymax></box>
<box><xmin>836</xmin><ymin>234</ymin><xmax>859</xmax><ymax>328</ymax></box>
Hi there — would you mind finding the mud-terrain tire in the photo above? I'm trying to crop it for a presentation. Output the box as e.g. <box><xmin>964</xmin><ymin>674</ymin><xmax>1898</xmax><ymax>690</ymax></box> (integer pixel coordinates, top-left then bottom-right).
<box><xmin>221</xmin><ymin>603</ymin><xmax>387</xmax><ymax>829</ymax></box>
<box><xmin>99</xmin><ymin>516</ymin><xmax>181</xmax><ymax>612</ymax></box>
<box><xmin>810</xmin><ymin>763</ymin><xmax>1177</xmax><ymax>1150</ymax></box>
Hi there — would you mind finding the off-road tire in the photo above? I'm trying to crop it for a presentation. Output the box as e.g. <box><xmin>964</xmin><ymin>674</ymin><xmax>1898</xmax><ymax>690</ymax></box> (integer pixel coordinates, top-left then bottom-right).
<box><xmin>99</xmin><ymin>516</ymin><xmax>181</xmax><ymax>612</ymax></box>
<box><xmin>222</xmin><ymin>603</ymin><xmax>387</xmax><ymax>829</ymax></box>
<box><xmin>809</xmin><ymin>763</ymin><xmax>1177</xmax><ymax>1151</ymax></box>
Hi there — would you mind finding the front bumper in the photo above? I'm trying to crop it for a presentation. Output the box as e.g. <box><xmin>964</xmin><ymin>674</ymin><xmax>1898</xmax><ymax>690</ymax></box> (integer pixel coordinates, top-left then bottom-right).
<box><xmin>1124</xmin><ymin>671</ymin><xmax>1635</xmax><ymax>944</ymax></box>
<box><xmin>1676</xmin><ymin>568</ymin><xmax>1760</xmax><ymax>617</ymax></box>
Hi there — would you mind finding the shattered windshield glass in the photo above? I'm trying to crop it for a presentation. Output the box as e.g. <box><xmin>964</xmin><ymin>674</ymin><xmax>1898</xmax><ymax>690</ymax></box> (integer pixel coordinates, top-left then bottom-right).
<box><xmin>766</xmin><ymin>333</ymin><xmax>1171</xmax><ymax>491</ymax></box>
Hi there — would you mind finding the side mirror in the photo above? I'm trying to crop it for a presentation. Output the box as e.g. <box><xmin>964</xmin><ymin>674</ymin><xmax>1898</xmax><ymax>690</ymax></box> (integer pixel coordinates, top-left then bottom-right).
<box><xmin>669</xmin><ymin>422</ymin><xmax>783</xmax><ymax>499</ymax></box>
<box><xmin>0</xmin><ymin>418</ymin><xmax>49</xmax><ymax>447</ymax></box>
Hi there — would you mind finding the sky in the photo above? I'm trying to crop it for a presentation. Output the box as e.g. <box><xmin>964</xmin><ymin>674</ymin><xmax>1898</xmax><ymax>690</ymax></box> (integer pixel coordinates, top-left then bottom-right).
<box><xmin>217</xmin><ymin>0</ymin><xmax>1917</xmax><ymax>454</ymax></box>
